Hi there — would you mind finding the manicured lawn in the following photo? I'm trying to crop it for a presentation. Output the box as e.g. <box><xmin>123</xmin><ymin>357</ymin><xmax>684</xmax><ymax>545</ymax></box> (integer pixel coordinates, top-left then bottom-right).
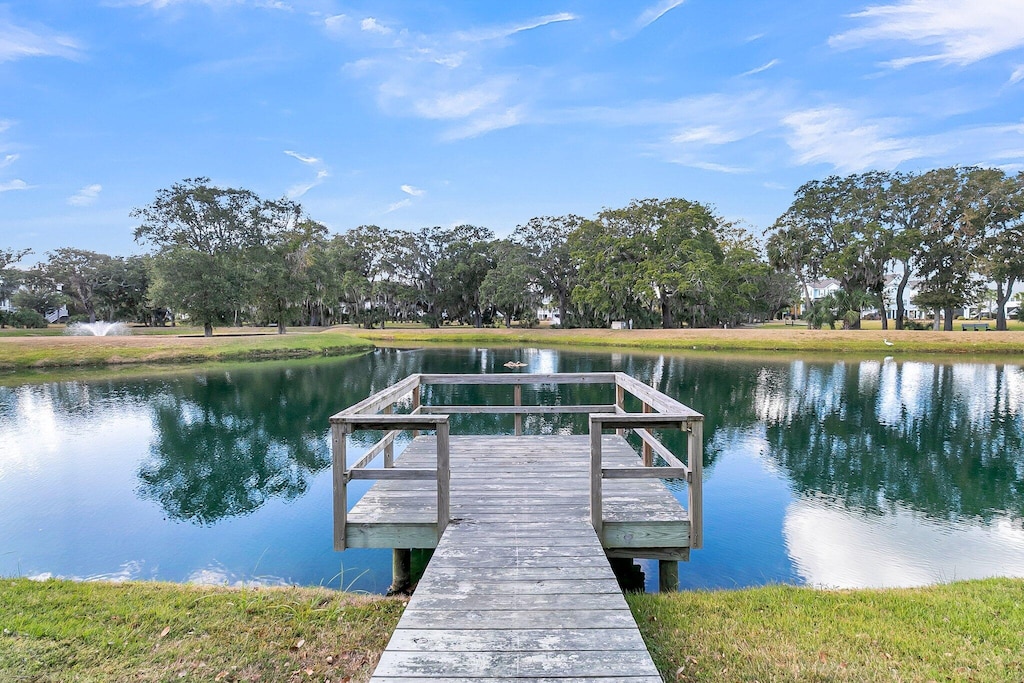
<box><xmin>3</xmin><ymin>578</ymin><xmax>1021</xmax><ymax>682</ymax></box>
<box><xmin>0</xmin><ymin>579</ymin><xmax>403</xmax><ymax>682</ymax></box>
<box><xmin>630</xmin><ymin>578</ymin><xmax>1024</xmax><ymax>683</ymax></box>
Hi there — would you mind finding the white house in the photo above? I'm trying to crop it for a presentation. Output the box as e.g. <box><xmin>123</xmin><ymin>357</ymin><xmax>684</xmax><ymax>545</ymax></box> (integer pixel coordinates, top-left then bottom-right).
<box><xmin>881</xmin><ymin>275</ymin><xmax>928</xmax><ymax>321</ymax></box>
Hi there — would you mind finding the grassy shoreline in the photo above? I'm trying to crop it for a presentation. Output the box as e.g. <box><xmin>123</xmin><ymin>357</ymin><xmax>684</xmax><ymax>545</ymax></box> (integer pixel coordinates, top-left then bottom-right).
<box><xmin>347</xmin><ymin>325</ymin><xmax>1024</xmax><ymax>356</ymax></box>
<box><xmin>0</xmin><ymin>328</ymin><xmax>373</xmax><ymax>372</ymax></box>
<box><xmin>1</xmin><ymin>325</ymin><xmax>1023</xmax><ymax>375</ymax></box>
<box><xmin>2</xmin><ymin>578</ymin><xmax>1021</xmax><ymax>682</ymax></box>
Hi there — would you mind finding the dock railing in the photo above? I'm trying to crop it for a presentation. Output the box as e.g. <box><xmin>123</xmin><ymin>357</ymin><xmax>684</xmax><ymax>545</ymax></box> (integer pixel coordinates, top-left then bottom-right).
<box><xmin>329</xmin><ymin>372</ymin><xmax>703</xmax><ymax>550</ymax></box>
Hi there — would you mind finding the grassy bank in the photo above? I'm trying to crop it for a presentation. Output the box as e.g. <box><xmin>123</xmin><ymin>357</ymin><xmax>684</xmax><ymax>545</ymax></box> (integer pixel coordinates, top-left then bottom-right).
<box><xmin>0</xmin><ymin>329</ymin><xmax>373</xmax><ymax>371</ymax></box>
<box><xmin>346</xmin><ymin>325</ymin><xmax>1024</xmax><ymax>356</ymax></box>
<box><xmin>630</xmin><ymin>578</ymin><xmax>1024</xmax><ymax>682</ymax></box>
<box><xmin>0</xmin><ymin>579</ymin><xmax>403</xmax><ymax>682</ymax></box>
<box><xmin>3</xmin><ymin>578</ymin><xmax>1022</xmax><ymax>682</ymax></box>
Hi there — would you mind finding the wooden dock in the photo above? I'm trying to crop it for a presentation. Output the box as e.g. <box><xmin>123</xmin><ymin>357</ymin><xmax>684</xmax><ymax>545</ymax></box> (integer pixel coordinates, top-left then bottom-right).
<box><xmin>330</xmin><ymin>373</ymin><xmax>704</xmax><ymax>681</ymax></box>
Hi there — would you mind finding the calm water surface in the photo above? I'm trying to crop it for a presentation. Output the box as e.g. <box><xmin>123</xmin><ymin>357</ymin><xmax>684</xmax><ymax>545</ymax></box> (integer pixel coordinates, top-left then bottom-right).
<box><xmin>2</xmin><ymin>347</ymin><xmax>1023</xmax><ymax>592</ymax></box>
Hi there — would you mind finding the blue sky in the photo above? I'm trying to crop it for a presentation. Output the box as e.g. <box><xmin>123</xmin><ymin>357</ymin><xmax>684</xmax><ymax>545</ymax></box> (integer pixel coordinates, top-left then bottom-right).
<box><xmin>2</xmin><ymin>0</ymin><xmax>1024</xmax><ymax>259</ymax></box>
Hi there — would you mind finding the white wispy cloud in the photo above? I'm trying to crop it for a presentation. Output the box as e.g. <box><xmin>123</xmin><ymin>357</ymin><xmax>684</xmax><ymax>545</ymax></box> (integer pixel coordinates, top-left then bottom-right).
<box><xmin>0</xmin><ymin>12</ymin><xmax>82</xmax><ymax>62</ymax></box>
<box><xmin>401</xmin><ymin>184</ymin><xmax>425</xmax><ymax>197</ymax></box>
<box><xmin>287</xmin><ymin>169</ymin><xmax>328</xmax><ymax>199</ymax></box>
<box><xmin>284</xmin><ymin>150</ymin><xmax>320</xmax><ymax>165</ymax></box>
<box><xmin>1010</xmin><ymin>65</ymin><xmax>1024</xmax><ymax>84</ymax></box>
<box><xmin>0</xmin><ymin>179</ymin><xmax>30</xmax><ymax>192</ymax></box>
<box><xmin>671</xmin><ymin>125</ymin><xmax>746</xmax><ymax>146</ymax></box>
<box><xmin>332</xmin><ymin>12</ymin><xmax>576</xmax><ymax>141</ymax></box>
<box><xmin>0</xmin><ymin>153</ymin><xmax>18</xmax><ymax>169</ymax></box>
<box><xmin>830</xmin><ymin>0</ymin><xmax>1024</xmax><ymax>69</ymax></box>
<box><xmin>112</xmin><ymin>0</ymin><xmax>290</xmax><ymax>9</ymax></box>
<box><xmin>456</xmin><ymin>13</ymin><xmax>577</xmax><ymax>42</ymax></box>
<box><xmin>782</xmin><ymin>106</ymin><xmax>924</xmax><ymax>171</ymax></box>
<box><xmin>323</xmin><ymin>14</ymin><xmax>347</xmax><ymax>33</ymax></box>
<box><xmin>635</xmin><ymin>0</ymin><xmax>686</xmax><ymax>31</ymax></box>
<box><xmin>684</xmin><ymin>160</ymin><xmax>749</xmax><ymax>174</ymax></box>
<box><xmin>360</xmin><ymin>17</ymin><xmax>391</xmax><ymax>36</ymax></box>
<box><xmin>413</xmin><ymin>80</ymin><xmax>510</xmax><ymax>120</ymax></box>
<box><xmin>284</xmin><ymin>150</ymin><xmax>328</xmax><ymax>198</ymax></box>
<box><xmin>441</xmin><ymin>107</ymin><xmax>524</xmax><ymax>141</ymax></box>
<box><xmin>68</xmin><ymin>184</ymin><xmax>103</xmax><ymax>206</ymax></box>
<box><xmin>740</xmin><ymin>59</ymin><xmax>780</xmax><ymax>77</ymax></box>
<box><xmin>384</xmin><ymin>197</ymin><xmax>412</xmax><ymax>213</ymax></box>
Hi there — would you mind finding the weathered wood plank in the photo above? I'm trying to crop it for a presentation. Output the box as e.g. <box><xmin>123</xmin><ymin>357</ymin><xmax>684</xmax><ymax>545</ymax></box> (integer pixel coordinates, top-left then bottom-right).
<box><xmin>405</xmin><ymin>592</ymin><xmax>628</xmax><ymax>612</ymax></box>
<box><xmin>356</xmin><ymin>430</ymin><xmax>689</xmax><ymax>681</ymax></box>
<box><xmin>418</xmin><ymin>372</ymin><xmax>619</xmax><ymax>386</ymax></box>
<box><xmin>373</xmin><ymin>678</ymin><xmax>663</xmax><ymax>683</ymax></box>
<box><xmin>396</xmin><ymin>608</ymin><xmax>639</xmax><ymax>630</ymax></box>
<box><xmin>412</xmin><ymin>577</ymin><xmax>624</xmax><ymax>596</ymax></box>
<box><xmin>330</xmin><ymin>373</ymin><xmax>420</xmax><ymax>418</ymax></box>
<box><xmin>419</xmin><ymin>404</ymin><xmax>616</xmax><ymax>414</ymax></box>
<box><xmin>373</xmin><ymin>649</ymin><xmax>660</xmax><ymax>678</ymax></box>
<box><xmin>384</xmin><ymin>628</ymin><xmax>649</xmax><ymax>652</ymax></box>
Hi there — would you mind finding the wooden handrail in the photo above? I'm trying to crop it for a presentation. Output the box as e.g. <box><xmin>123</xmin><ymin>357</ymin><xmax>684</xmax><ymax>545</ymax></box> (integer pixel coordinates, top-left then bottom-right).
<box><xmin>332</xmin><ymin>371</ymin><xmax>703</xmax><ymax>551</ymax></box>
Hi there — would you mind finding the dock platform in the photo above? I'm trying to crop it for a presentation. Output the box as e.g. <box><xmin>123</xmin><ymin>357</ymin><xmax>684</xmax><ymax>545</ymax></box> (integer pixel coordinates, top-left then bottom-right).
<box><xmin>330</xmin><ymin>372</ymin><xmax>704</xmax><ymax>680</ymax></box>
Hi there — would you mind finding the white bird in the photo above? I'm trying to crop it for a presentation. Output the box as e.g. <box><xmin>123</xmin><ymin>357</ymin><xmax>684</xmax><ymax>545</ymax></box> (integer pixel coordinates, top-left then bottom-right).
<box><xmin>503</xmin><ymin>361</ymin><xmax>527</xmax><ymax>368</ymax></box>
<box><xmin>883</xmin><ymin>338</ymin><xmax>894</xmax><ymax>346</ymax></box>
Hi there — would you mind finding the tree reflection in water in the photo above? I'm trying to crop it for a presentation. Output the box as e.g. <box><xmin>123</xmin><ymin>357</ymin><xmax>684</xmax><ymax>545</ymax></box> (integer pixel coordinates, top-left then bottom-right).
<box><xmin>133</xmin><ymin>349</ymin><xmax>1024</xmax><ymax>528</ymax></box>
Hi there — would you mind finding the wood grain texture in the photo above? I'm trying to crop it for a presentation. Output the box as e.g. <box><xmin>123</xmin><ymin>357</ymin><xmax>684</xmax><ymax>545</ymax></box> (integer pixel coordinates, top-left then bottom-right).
<box><xmin>359</xmin><ymin>435</ymin><xmax>685</xmax><ymax>681</ymax></box>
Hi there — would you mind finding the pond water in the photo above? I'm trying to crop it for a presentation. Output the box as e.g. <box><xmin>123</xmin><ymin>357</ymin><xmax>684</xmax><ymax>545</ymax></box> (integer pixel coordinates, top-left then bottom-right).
<box><xmin>2</xmin><ymin>347</ymin><xmax>1023</xmax><ymax>593</ymax></box>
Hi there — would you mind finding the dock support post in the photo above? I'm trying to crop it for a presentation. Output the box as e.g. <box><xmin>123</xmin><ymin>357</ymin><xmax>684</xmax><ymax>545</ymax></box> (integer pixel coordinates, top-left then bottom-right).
<box><xmin>389</xmin><ymin>549</ymin><xmax>412</xmax><ymax>595</ymax></box>
<box><xmin>436</xmin><ymin>420</ymin><xmax>450</xmax><ymax>537</ymax></box>
<box><xmin>331</xmin><ymin>422</ymin><xmax>348</xmax><ymax>551</ymax></box>
<box><xmin>659</xmin><ymin>560</ymin><xmax>679</xmax><ymax>592</ymax></box>
<box><xmin>590</xmin><ymin>417</ymin><xmax>603</xmax><ymax>536</ymax></box>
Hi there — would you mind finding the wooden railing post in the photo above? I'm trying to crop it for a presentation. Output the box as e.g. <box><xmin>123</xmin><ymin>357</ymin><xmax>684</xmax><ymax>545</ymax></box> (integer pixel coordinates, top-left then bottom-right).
<box><xmin>687</xmin><ymin>419</ymin><xmax>704</xmax><ymax>549</ymax></box>
<box><xmin>383</xmin><ymin>405</ymin><xmax>394</xmax><ymax>467</ymax></box>
<box><xmin>615</xmin><ymin>384</ymin><xmax>625</xmax><ymax>436</ymax></box>
<box><xmin>514</xmin><ymin>384</ymin><xmax>523</xmax><ymax>436</ymax></box>
<box><xmin>436</xmin><ymin>420</ymin><xmax>450</xmax><ymax>537</ymax></box>
<box><xmin>411</xmin><ymin>384</ymin><xmax>421</xmax><ymax>437</ymax></box>
<box><xmin>331</xmin><ymin>422</ymin><xmax>349</xmax><ymax>551</ymax></box>
<box><xmin>641</xmin><ymin>402</ymin><xmax>653</xmax><ymax>466</ymax></box>
<box><xmin>590</xmin><ymin>416</ymin><xmax>603</xmax><ymax>536</ymax></box>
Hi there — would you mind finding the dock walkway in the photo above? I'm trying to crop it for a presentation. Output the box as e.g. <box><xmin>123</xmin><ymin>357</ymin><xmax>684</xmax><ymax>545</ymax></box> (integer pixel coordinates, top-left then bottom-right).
<box><xmin>370</xmin><ymin>436</ymin><xmax>663</xmax><ymax>681</ymax></box>
<box><xmin>329</xmin><ymin>372</ymin><xmax>704</xmax><ymax>681</ymax></box>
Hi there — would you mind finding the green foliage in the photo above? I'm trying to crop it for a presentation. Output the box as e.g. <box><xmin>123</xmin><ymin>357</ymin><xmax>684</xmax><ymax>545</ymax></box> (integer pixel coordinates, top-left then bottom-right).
<box><xmin>479</xmin><ymin>241</ymin><xmax>539</xmax><ymax>326</ymax></box>
<box><xmin>133</xmin><ymin>178</ymin><xmax>315</xmax><ymax>336</ymax></box>
<box><xmin>10</xmin><ymin>269</ymin><xmax>64</xmax><ymax>316</ymax></box>
<box><xmin>8</xmin><ymin>308</ymin><xmax>48</xmax><ymax>328</ymax></box>
<box><xmin>43</xmin><ymin>247</ymin><xmax>111</xmax><ymax>323</ymax></box>
<box><xmin>569</xmin><ymin>198</ymin><xmax>754</xmax><ymax>328</ymax></box>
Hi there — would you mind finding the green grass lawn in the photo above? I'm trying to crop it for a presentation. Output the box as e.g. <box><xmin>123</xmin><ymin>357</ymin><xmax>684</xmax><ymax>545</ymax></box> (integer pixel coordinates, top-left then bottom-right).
<box><xmin>0</xmin><ymin>579</ymin><xmax>403</xmax><ymax>682</ymax></box>
<box><xmin>2</xmin><ymin>578</ymin><xmax>1022</xmax><ymax>682</ymax></box>
<box><xmin>631</xmin><ymin>579</ymin><xmax>1024</xmax><ymax>682</ymax></box>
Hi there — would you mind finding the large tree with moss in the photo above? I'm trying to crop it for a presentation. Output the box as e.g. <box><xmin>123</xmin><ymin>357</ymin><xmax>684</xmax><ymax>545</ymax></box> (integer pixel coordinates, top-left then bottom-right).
<box><xmin>133</xmin><ymin>178</ymin><xmax>309</xmax><ymax>336</ymax></box>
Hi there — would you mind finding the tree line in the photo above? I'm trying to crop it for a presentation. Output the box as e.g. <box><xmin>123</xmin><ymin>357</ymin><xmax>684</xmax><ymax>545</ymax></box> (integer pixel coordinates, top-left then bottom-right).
<box><xmin>1</xmin><ymin>179</ymin><xmax>787</xmax><ymax>334</ymax></box>
<box><xmin>768</xmin><ymin>166</ymin><xmax>1024</xmax><ymax>331</ymax></box>
<box><xmin>2</xmin><ymin>167</ymin><xmax>1023</xmax><ymax>334</ymax></box>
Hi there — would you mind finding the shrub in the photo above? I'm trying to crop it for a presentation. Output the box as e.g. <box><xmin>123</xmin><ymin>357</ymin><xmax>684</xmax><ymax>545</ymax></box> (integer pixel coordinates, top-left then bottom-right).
<box><xmin>10</xmin><ymin>309</ymin><xmax>48</xmax><ymax>328</ymax></box>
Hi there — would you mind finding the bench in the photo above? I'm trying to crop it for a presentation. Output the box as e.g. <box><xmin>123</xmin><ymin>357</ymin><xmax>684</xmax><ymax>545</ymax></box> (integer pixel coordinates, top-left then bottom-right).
<box><xmin>962</xmin><ymin>322</ymin><xmax>990</xmax><ymax>331</ymax></box>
